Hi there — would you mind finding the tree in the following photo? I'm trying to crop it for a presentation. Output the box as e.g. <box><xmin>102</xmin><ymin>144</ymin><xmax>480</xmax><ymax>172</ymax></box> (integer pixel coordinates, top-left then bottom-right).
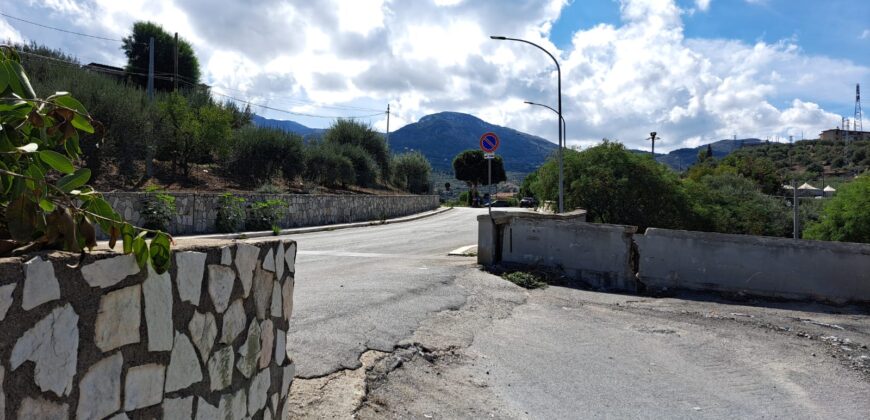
<box><xmin>229</xmin><ymin>126</ymin><xmax>305</xmax><ymax>185</ymax></box>
<box><xmin>303</xmin><ymin>145</ymin><xmax>355</xmax><ymax>188</ymax></box>
<box><xmin>122</xmin><ymin>21</ymin><xmax>201</xmax><ymax>92</ymax></box>
<box><xmin>156</xmin><ymin>93</ymin><xmax>232</xmax><ymax>177</ymax></box>
<box><xmin>392</xmin><ymin>151</ymin><xmax>432</xmax><ymax>194</ymax></box>
<box><xmin>323</xmin><ymin>119</ymin><xmax>390</xmax><ymax>181</ymax></box>
<box><xmin>452</xmin><ymin>150</ymin><xmax>506</xmax><ymax>205</ymax></box>
<box><xmin>530</xmin><ymin>141</ymin><xmax>691</xmax><ymax>230</ymax></box>
<box><xmin>685</xmin><ymin>173</ymin><xmax>790</xmax><ymax>237</ymax></box>
<box><xmin>804</xmin><ymin>175</ymin><xmax>870</xmax><ymax>243</ymax></box>
<box><xmin>329</xmin><ymin>143</ymin><xmax>379</xmax><ymax>187</ymax></box>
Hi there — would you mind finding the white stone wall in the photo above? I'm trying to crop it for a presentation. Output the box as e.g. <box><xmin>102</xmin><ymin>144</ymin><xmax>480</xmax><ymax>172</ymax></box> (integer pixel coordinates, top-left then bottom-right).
<box><xmin>104</xmin><ymin>192</ymin><xmax>440</xmax><ymax>235</ymax></box>
<box><xmin>0</xmin><ymin>239</ymin><xmax>296</xmax><ymax>419</ymax></box>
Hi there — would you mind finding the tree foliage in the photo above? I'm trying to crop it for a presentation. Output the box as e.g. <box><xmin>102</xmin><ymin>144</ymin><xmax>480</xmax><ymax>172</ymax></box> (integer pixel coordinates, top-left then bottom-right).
<box><xmin>804</xmin><ymin>175</ymin><xmax>870</xmax><ymax>243</ymax></box>
<box><xmin>323</xmin><ymin>119</ymin><xmax>390</xmax><ymax>181</ymax></box>
<box><xmin>303</xmin><ymin>144</ymin><xmax>355</xmax><ymax>188</ymax></box>
<box><xmin>685</xmin><ymin>173</ymin><xmax>790</xmax><ymax>237</ymax></box>
<box><xmin>228</xmin><ymin>126</ymin><xmax>305</xmax><ymax>185</ymax></box>
<box><xmin>122</xmin><ymin>21</ymin><xmax>201</xmax><ymax>92</ymax></box>
<box><xmin>157</xmin><ymin>92</ymin><xmax>232</xmax><ymax>176</ymax></box>
<box><xmin>0</xmin><ymin>46</ymin><xmax>172</xmax><ymax>271</ymax></box>
<box><xmin>392</xmin><ymin>151</ymin><xmax>432</xmax><ymax>194</ymax></box>
<box><xmin>453</xmin><ymin>150</ymin><xmax>506</xmax><ymax>188</ymax></box>
<box><xmin>530</xmin><ymin>141</ymin><xmax>691</xmax><ymax>230</ymax></box>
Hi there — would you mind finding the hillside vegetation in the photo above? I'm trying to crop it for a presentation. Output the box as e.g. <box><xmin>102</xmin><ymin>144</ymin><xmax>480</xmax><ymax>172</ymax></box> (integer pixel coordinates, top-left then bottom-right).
<box><xmin>16</xmin><ymin>42</ymin><xmax>431</xmax><ymax>195</ymax></box>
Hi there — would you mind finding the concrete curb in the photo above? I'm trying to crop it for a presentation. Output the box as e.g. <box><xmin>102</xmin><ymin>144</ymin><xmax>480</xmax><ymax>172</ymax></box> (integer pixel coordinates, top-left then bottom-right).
<box><xmin>179</xmin><ymin>207</ymin><xmax>454</xmax><ymax>241</ymax></box>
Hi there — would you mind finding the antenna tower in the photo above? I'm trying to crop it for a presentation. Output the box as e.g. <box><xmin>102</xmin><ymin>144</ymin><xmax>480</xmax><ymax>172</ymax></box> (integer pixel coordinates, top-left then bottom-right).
<box><xmin>855</xmin><ymin>84</ymin><xmax>863</xmax><ymax>132</ymax></box>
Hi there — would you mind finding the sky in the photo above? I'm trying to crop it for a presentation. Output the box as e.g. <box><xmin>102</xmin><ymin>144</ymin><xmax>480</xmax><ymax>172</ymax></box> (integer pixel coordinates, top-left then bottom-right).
<box><xmin>1</xmin><ymin>0</ymin><xmax>868</xmax><ymax>152</ymax></box>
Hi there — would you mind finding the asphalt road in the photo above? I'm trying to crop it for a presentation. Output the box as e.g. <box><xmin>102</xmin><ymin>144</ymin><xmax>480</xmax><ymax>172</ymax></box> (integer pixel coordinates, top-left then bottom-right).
<box><xmin>283</xmin><ymin>207</ymin><xmax>870</xmax><ymax>419</ymax></box>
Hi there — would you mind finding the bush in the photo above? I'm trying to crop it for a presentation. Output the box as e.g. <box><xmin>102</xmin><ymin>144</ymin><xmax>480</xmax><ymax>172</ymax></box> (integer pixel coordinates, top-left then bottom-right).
<box><xmin>215</xmin><ymin>193</ymin><xmax>245</xmax><ymax>233</ymax></box>
<box><xmin>330</xmin><ymin>143</ymin><xmax>378</xmax><ymax>187</ymax></box>
<box><xmin>303</xmin><ymin>145</ymin><xmax>355</xmax><ymax>187</ymax></box>
<box><xmin>245</xmin><ymin>199</ymin><xmax>286</xmax><ymax>231</ymax></box>
<box><xmin>804</xmin><ymin>175</ymin><xmax>870</xmax><ymax>243</ymax></box>
<box><xmin>228</xmin><ymin>126</ymin><xmax>305</xmax><ymax>184</ymax></box>
<box><xmin>323</xmin><ymin>119</ymin><xmax>390</xmax><ymax>181</ymax></box>
<box><xmin>502</xmin><ymin>271</ymin><xmax>547</xmax><ymax>289</ymax></box>
<box><xmin>685</xmin><ymin>173</ymin><xmax>790</xmax><ymax>237</ymax></box>
<box><xmin>392</xmin><ymin>151</ymin><xmax>432</xmax><ymax>193</ymax></box>
<box><xmin>141</xmin><ymin>187</ymin><xmax>177</xmax><ymax>231</ymax></box>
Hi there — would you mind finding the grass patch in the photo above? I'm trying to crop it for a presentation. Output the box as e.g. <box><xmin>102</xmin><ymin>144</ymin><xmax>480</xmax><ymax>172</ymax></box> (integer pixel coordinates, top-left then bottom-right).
<box><xmin>502</xmin><ymin>271</ymin><xmax>548</xmax><ymax>289</ymax></box>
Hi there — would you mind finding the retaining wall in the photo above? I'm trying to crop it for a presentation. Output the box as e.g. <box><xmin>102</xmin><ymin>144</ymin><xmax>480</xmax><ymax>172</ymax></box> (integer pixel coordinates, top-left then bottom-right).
<box><xmin>636</xmin><ymin>228</ymin><xmax>870</xmax><ymax>303</ymax></box>
<box><xmin>0</xmin><ymin>238</ymin><xmax>296</xmax><ymax>419</ymax></box>
<box><xmin>105</xmin><ymin>192</ymin><xmax>440</xmax><ymax>235</ymax></box>
<box><xmin>478</xmin><ymin>212</ymin><xmax>870</xmax><ymax>303</ymax></box>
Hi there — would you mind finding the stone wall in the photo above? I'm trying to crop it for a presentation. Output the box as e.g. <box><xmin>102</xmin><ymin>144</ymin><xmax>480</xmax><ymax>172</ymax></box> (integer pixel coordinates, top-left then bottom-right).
<box><xmin>0</xmin><ymin>238</ymin><xmax>296</xmax><ymax>419</ymax></box>
<box><xmin>105</xmin><ymin>192</ymin><xmax>440</xmax><ymax>235</ymax></box>
<box><xmin>478</xmin><ymin>212</ymin><xmax>870</xmax><ymax>303</ymax></box>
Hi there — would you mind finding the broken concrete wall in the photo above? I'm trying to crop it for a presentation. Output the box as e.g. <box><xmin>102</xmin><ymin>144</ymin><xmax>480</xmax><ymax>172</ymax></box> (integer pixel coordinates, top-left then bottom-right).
<box><xmin>636</xmin><ymin>228</ymin><xmax>870</xmax><ymax>304</ymax></box>
<box><xmin>0</xmin><ymin>238</ymin><xmax>296</xmax><ymax>419</ymax></box>
<box><xmin>104</xmin><ymin>192</ymin><xmax>440</xmax><ymax>236</ymax></box>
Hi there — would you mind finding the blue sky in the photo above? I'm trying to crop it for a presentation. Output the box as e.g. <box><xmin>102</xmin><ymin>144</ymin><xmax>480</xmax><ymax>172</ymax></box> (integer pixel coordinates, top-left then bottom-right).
<box><xmin>1</xmin><ymin>0</ymin><xmax>868</xmax><ymax>150</ymax></box>
<box><xmin>550</xmin><ymin>0</ymin><xmax>870</xmax><ymax>119</ymax></box>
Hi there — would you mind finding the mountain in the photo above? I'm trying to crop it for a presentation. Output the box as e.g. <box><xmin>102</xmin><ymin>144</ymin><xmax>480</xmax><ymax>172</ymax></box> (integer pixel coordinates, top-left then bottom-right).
<box><xmin>388</xmin><ymin>112</ymin><xmax>557</xmax><ymax>173</ymax></box>
<box><xmin>633</xmin><ymin>138</ymin><xmax>765</xmax><ymax>170</ymax></box>
<box><xmin>251</xmin><ymin>115</ymin><xmax>324</xmax><ymax>138</ymax></box>
<box><xmin>253</xmin><ymin>111</ymin><xmax>557</xmax><ymax>173</ymax></box>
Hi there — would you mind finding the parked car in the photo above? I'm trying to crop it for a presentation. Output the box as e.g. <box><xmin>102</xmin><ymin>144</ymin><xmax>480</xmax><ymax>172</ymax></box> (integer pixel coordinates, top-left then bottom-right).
<box><xmin>519</xmin><ymin>197</ymin><xmax>538</xmax><ymax>208</ymax></box>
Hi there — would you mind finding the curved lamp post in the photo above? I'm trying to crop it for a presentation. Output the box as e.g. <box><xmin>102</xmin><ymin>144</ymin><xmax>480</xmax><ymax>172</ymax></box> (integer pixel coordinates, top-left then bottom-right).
<box><xmin>524</xmin><ymin>101</ymin><xmax>566</xmax><ymax>148</ymax></box>
<box><xmin>491</xmin><ymin>36</ymin><xmax>564</xmax><ymax>213</ymax></box>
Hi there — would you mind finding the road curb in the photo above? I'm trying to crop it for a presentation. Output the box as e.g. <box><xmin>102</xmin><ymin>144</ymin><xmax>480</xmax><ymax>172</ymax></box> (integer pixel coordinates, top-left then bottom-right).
<box><xmin>180</xmin><ymin>207</ymin><xmax>454</xmax><ymax>241</ymax></box>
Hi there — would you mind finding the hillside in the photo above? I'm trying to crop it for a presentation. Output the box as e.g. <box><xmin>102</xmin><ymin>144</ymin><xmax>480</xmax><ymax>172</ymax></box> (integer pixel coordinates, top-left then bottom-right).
<box><xmin>632</xmin><ymin>138</ymin><xmax>764</xmax><ymax>170</ymax></box>
<box><xmin>253</xmin><ymin>111</ymin><xmax>558</xmax><ymax>173</ymax></box>
<box><xmin>388</xmin><ymin>112</ymin><xmax>557</xmax><ymax>173</ymax></box>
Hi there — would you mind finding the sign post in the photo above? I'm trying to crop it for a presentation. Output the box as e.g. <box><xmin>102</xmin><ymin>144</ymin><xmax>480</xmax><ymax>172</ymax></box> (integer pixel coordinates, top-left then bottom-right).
<box><xmin>479</xmin><ymin>132</ymin><xmax>500</xmax><ymax>215</ymax></box>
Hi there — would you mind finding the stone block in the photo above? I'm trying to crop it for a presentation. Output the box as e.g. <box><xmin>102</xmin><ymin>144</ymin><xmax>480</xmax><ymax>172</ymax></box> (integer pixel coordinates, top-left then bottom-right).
<box><xmin>162</xmin><ymin>396</ymin><xmax>194</xmax><ymax>419</ymax></box>
<box><xmin>275</xmin><ymin>242</ymin><xmax>285</xmax><ymax>280</ymax></box>
<box><xmin>0</xmin><ymin>366</ymin><xmax>4</xmax><ymax>420</ymax></box>
<box><xmin>207</xmin><ymin>264</ymin><xmax>235</xmax><ymax>313</ymax></box>
<box><xmin>10</xmin><ymin>304</ymin><xmax>78</xmax><ymax>397</ymax></box>
<box><xmin>144</xmin><ymin>267</ymin><xmax>173</xmax><ymax>352</ymax></box>
<box><xmin>0</xmin><ymin>283</ymin><xmax>15</xmax><ymax>321</ymax></box>
<box><xmin>208</xmin><ymin>346</ymin><xmax>235</xmax><ymax>391</ymax></box>
<box><xmin>274</xmin><ymin>328</ymin><xmax>287</xmax><ymax>366</ymax></box>
<box><xmin>284</xmin><ymin>242</ymin><xmax>297</xmax><ymax>274</ymax></box>
<box><xmin>218</xmin><ymin>388</ymin><xmax>247</xmax><ymax>420</ymax></box>
<box><xmin>22</xmin><ymin>257</ymin><xmax>60</xmax><ymax>310</ymax></box>
<box><xmin>235</xmin><ymin>243</ymin><xmax>260</xmax><ymax>297</ymax></box>
<box><xmin>247</xmin><ymin>368</ymin><xmax>271</xmax><ymax>416</ymax></box>
<box><xmin>263</xmin><ymin>248</ymin><xmax>275</xmax><ymax>272</ymax></box>
<box><xmin>253</xmin><ymin>267</ymin><xmax>275</xmax><ymax>320</ymax></box>
<box><xmin>17</xmin><ymin>397</ymin><xmax>68</xmax><ymax>420</ymax></box>
<box><xmin>259</xmin><ymin>319</ymin><xmax>274</xmax><ymax>369</ymax></box>
<box><xmin>282</xmin><ymin>278</ymin><xmax>294</xmax><ymax>320</ymax></box>
<box><xmin>195</xmin><ymin>397</ymin><xmax>219</xmax><ymax>420</ymax></box>
<box><xmin>189</xmin><ymin>311</ymin><xmax>218</xmax><ymax>363</ymax></box>
<box><xmin>176</xmin><ymin>251</ymin><xmax>207</xmax><ymax>305</ymax></box>
<box><xmin>165</xmin><ymin>332</ymin><xmax>203</xmax><ymax>393</ymax></box>
<box><xmin>220</xmin><ymin>299</ymin><xmax>246</xmax><ymax>344</ymax></box>
<box><xmin>77</xmin><ymin>353</ymin><xmax>123</xmax><ymax>420</ymax></box>
<box><xmin>221</xmin><ymin>246</ymin><xmax>233</xmax><ymax>265</ymax></box>
<box><xmin>270</xmin><ymin>280</ymin><xmax>282</xmax><ymax>318</ymax></box>
<box><xmin>237</xmin><ymin>320</ymin><xmax>262</xmax><ymax>379</ymax></box>
<box><xmin>282</xmin><ymin>363</ymin><xmax>295</xmax><ymax>398</ymax></box>
<box><xmin>95</xmin><ymin>285</ymin><xmax>141</xmax><ymax>352</ymax></box>
<box><xmin>124</xmin><ymin>363</ymin><xmax>165</xmax><ymax>410</ymax></box>
<box><xmin>81</xmin><ymin>254</ymin><xmax>139</xmax><ymax>288</ymax></box>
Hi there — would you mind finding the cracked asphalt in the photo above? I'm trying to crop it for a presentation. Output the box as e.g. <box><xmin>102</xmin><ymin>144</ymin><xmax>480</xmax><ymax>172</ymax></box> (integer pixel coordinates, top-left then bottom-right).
<box><xmin>283</xmin><ymin>207</ymin><xmax>870</xmax><ymax>419</ymax></box>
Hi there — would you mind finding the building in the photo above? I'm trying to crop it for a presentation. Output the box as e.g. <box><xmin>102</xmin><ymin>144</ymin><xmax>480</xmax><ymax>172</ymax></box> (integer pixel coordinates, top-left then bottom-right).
<box><xmin>819</xmin><ymin>128</ymin><xmax>870</xmax><ymax>142</ymax></box>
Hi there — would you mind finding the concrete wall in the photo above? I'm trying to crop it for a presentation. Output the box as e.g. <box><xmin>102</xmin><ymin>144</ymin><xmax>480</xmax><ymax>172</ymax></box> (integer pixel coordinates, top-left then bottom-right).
<box><xmin>105</xmin><ymin>192</ymin><xmax>440</xmax><ymax>235</ymax></box>
<box><xmin>636</xmin><ymin>228</ymin><xmax>870</xmax><ymax>303</ymax></box>
<box><xmin>0</xmin><ymin>238</ymin><xmax>296</xmax><ymax>419</ymax></box>
<box><xmin>478</xmin><ymin>212</ymin><xmax>870</xmax><ymax>303</ymax></box>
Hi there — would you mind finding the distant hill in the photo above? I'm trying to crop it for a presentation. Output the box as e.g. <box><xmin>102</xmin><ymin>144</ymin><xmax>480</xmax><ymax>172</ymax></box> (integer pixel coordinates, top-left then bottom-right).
<box><xmin>632</xmin><ymin>138</ymin><xmax>764</xmax><ymax>170</ymax></box>
<box><xmin>251</xmin><ymin>115</ymin><xmax>324</xmax><ymax>139</ymax></box>
<box><xmin>253</xmin><ymin>112</ymin><xmax>557</xmax><ymax>173</ymax></box>
<box><xmin>387</xmin><ymin>112</ymin><xmax>557</xmax><ymax>173</ymax></box>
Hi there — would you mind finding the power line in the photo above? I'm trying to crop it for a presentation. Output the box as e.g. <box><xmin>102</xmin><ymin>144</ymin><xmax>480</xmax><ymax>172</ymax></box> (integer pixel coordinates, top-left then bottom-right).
<box><xmin>1</xmin><ymin>11</ymin><xmax>130</xmax><ymax>43</ymax></box>
<box><xmin>208</xmin><ymin>89</ymin><xmax>385</xmax><ymax>120</ymax></box>
<box><xmin>208</xmin><ymin>83</ymin><xmax>383</xmax><ymax>113</ymax></box>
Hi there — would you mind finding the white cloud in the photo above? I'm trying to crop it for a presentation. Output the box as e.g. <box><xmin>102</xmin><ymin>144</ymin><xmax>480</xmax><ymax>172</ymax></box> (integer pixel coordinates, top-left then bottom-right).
<box><xmin>3</xmin><ymin>0</ymin><xmax>866</xmax><ymax>153</ymax></box>
<box><xmin>0</xmin><ymin>18</ymin><xmax>25</xmax><ymax>43</ymax></box>
<box><xmin>861</xmin><ymin>29</ymin><xmax>870</xmax><ymax>39</ymax></box>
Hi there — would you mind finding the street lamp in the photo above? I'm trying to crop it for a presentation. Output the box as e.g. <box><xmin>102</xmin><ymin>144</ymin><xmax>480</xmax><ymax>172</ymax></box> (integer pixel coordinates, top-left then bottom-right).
<box><xmin>491</xmin><ymin>35</ymin><xmax>564</xmax><ymax>213</ymax></box>
<box><xmin>524</xmin><ymin>101</ymin><xmax>566</xmax><ymax>149</ymax></box>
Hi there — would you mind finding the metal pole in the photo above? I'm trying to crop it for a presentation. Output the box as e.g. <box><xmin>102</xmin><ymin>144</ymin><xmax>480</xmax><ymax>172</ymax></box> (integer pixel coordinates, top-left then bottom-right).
<box><xmin>793</xmin><ymin>179</ymin><xmax>799</xmax><ymax>239</ymax></box>
<box><xmin>146</xmin><ymin>37</ymin><xmax>155</xmax><ymax>178</ymax></box>
<box><xmin>173</xmin><ymin>32</ymin><xmax>179</xmax><ymax>92</ymax></box>
<box><xmin>488</xmin><ymin>157</ymin><xmax>492</xmax><ymax>217</ymax></box>
<box><xmin>491</xmin><ymin>36</ymin><xmax>563</xmax><ymax>213</ymax></box>
<box><xmin>385</xmin><ymin>104</ymin><xmax>390</xmax><ymax>149</ymax></box>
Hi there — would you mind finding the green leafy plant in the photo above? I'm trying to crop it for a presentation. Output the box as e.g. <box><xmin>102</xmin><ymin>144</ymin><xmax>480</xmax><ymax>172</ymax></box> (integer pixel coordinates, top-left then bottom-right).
<box><xmin>215</xmin><ymin>193</ymin><xmax>245</xmax><ymax>233</ymax></box>
<box><xmin>0</xmin><ymin>46</ymin><xmax>172</xmax><ymax>272</ymax></box>
<box><xmin>141</xmin><ymin>186</ymin><xmax>176</xmax><ymax>232</ymax></box>
<box><xmin>245</xmin><ymin>199</ymin><xmax>285</xmax><ymax>231</ymax></box>
<box><xmin>804</xmin><ymin>175</ymin><xmax>870</xmax><ymax>243</ymax></box>
<box><xmin>502</xmin><ymin>271</ymin><xmax>548</xmax><ymax>289</ymax></box>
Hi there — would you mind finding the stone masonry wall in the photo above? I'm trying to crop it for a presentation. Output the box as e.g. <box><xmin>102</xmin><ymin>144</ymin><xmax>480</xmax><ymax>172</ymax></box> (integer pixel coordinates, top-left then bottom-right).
<box><xmin>105</xmin><ymin>192</ymin><xmax>440</xmax><ymax>235</ymax></box>
<box><xmin>0</xmin><ymin>238</ymin><xmax>296</xmax><ymax>419</ymax></box>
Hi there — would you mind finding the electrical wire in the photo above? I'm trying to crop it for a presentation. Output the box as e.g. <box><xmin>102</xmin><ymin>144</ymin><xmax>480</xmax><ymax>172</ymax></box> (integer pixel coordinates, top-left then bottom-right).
<box><xmin>0</xmin><ymin>11</ymin><xmax>140</xmax><ymax>44</ymax></box>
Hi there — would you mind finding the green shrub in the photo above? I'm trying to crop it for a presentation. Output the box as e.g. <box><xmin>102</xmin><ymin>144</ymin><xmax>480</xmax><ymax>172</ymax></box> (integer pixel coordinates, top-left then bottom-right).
<box><xmin>255</xmin><ymin>182</ymin><xmax>283</xmax><ymax>194</ymax></box>
<box><xmin>323</xmin><ymin>119</ymin><xmax>391</xmax><ymax>181</ymax></box>
<box><xmin>804</xmin><ymin>175</ymin><xmax>870</xmax><ymax>243</ymax></box>
<box><xmin>141</xmin><ymin>186</ymin><xmax>177</xmax><ymax>231</ymax></box>
<box><xmin>245</xmin><ymin>199</ymin><xmax>286</xmax><ymax>231</ymax></box>
<box><xmin>303</xmin><ymin>145</ymin><xmax>355</xmax><ymax>187</ymax></box>
<box><xmin>502</xmin><ymin>271</ymin><xmax>547</xmax><ymax>289</ymax></box>
<box><xmin>215</xmin><ymin>193</ymin><xmax>245</xmax><ymax>233</ymax></box>
<box><xmin>228</xmin><ymin>126</ymin><xmax>305</xmax><ymax>184</ymax></box>
<box><xmin>392</xmin><ymin>151</ymin><xmax>432</xmax><ymax>193</ymax></box>
<box><xmin>331</xmin><ymin>143</ymin><xmax>378</xmax><ymax>187</ymax></box>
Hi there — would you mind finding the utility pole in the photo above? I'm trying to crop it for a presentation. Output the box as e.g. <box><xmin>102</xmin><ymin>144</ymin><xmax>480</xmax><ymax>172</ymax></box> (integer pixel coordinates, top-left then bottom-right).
<box><xmin>385</xmin><ymin>104</ymin><xmax>390</xmax><ymax>149</ymax></box>
<box><xmin>647</xmin><ymin>132</ymin><xmax>659</xmax><ymax>156</ymax></box>
<box><xmin>793</xmin><ymin>179</ymin><xmax>799</xmax><ymax>239</ymax></box>
<box><xmin>173</xmin><ymin>32</ymin><xmax>179</xmax><ymax>92</ymax></box>
<box><xmin>146</xmin><ymin>37</ymin><xmax>155</xmax><ymax>178</ymax></box>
